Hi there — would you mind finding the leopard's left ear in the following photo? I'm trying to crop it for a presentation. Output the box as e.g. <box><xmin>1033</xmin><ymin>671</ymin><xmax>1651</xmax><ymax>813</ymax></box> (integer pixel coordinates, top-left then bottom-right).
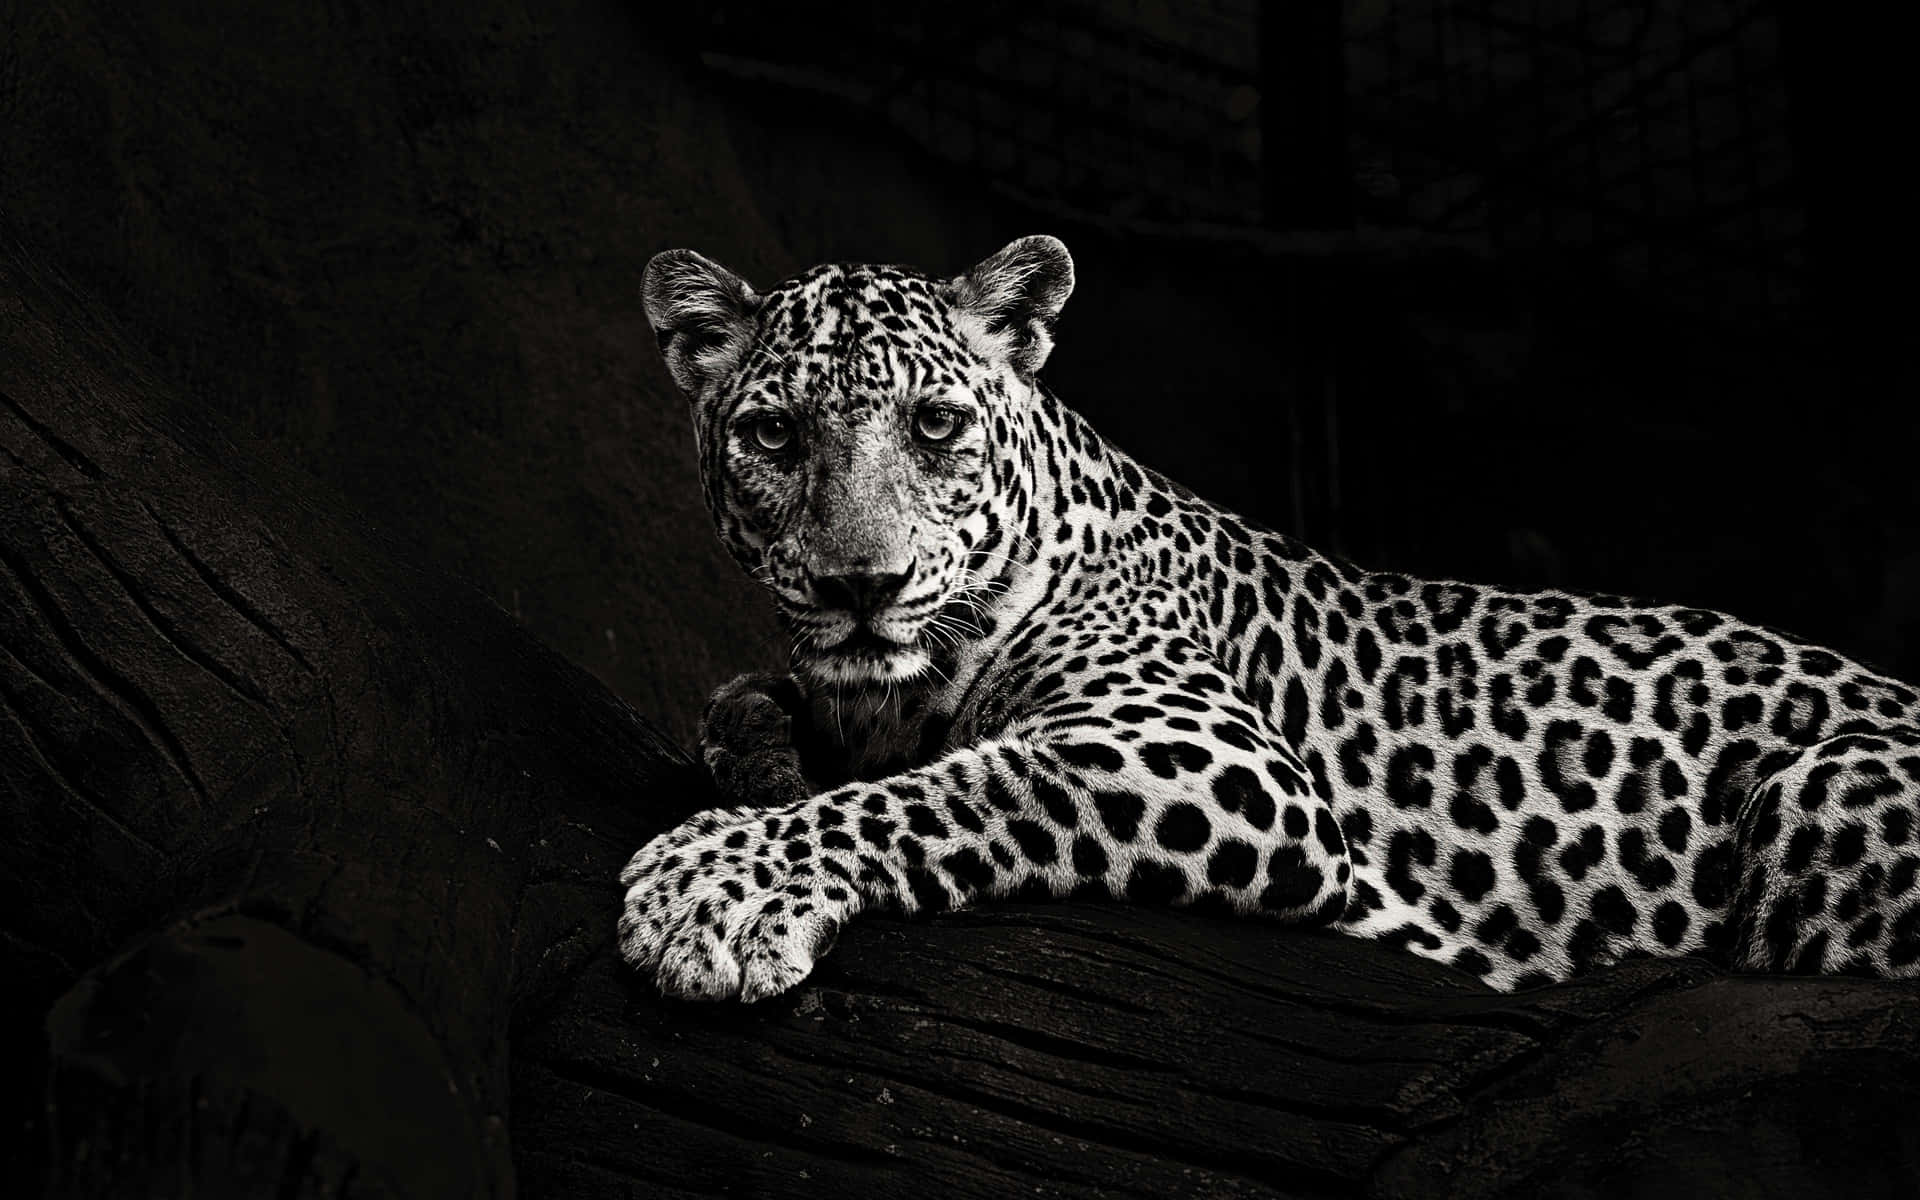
<box><xmin>642</xmin><ymin>249</ymin><xmax>758</xmax><ymax>397</ymax></box>
<box><xmin>949</xmin><ymin>235</ymin><xmax>1074</xmax><ymax>377</ymax></box>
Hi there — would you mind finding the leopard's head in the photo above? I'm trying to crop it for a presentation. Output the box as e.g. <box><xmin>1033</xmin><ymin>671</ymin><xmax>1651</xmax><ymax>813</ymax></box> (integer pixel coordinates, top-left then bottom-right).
<box><xmin>642</xmin><ymin>236</ymin><xmax>1073</xmax><ymax>686</ymax></box>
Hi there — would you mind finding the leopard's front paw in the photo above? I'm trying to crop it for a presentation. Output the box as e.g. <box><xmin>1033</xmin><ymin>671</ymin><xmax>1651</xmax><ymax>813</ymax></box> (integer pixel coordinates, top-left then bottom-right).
<box><xmin>700</xmin><ymin>673</ymin><xmax>814</xmax><ymax>808</ymax></box>
<box><xmin>616</xmin><ymin>804</ymin><xmax>858</xmax><ymax>1002</ymax></box>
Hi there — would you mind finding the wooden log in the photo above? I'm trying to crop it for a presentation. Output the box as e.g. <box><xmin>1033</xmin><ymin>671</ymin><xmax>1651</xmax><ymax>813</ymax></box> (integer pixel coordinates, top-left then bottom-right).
<box><xmin>5</xmin><ymin>230</ymin><xmax>1919</xmax><ymax>1199</ymax></box>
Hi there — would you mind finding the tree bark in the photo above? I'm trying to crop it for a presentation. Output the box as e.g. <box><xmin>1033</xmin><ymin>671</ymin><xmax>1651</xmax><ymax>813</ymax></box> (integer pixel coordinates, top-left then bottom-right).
<box><xmin>4</xmin><ymin>231</ymin><xmax>1919</xmax><ymax>1199</ymax></box>
<box><xmin>0</xmin><ymin>230</ymin><xmax>700</xmax><ymax>1196</ymax></box>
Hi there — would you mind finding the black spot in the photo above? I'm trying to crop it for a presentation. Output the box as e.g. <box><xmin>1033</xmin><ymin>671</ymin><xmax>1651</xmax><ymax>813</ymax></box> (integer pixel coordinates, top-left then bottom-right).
<box><xmin>1507</xmin><ymin>928</ymin><xmax>1543</xmax><ymax>962</ymax></box>
<box><xmin>1721</xmin><ymin>693</ymin><xmax>1764</xmax><ymax>732</ymax></box>
<box><xmin>1211</xmin><ymin>721</ymin><xmax>1258</xmax><ymax>752</ymax></box>
<box><xmin>1770</xmin><ymin>682</ymin><xmax>1830</xmax><ymax>745</ymax></box>
<box><xmin>1030</xmin><ymin>775</ymin><xmax>1079</xmax><ymax>828</ymax></box>
<box><xmin>1568</xmin><ymin>918</ymin><xmax>1610</xmax><ymax>974</ymax></box>
<box><xmin>1583</xmin><ymin>729</ymin><xmax>1614</xmax><ymax>778</ymax></box>
<box><xmin>1385</xmin><ymin>744</ymin><xmax>1436</xmax><ymax>809</ymax></box>
<box><xmin>1612</xmin><ymin>770</ymin><xmax>1654</xmax><ymax>816</ymax></box>
<box><xmin>1305</xmin><ymin>750</ymin><xmax>1334</xmax><ymax>800</ymax></box>
<box><xmin>1319</xmin><ymin>659</ymin><xmax>1351</xmax><ymax>730</ymax></box>
<box><xmin>1007</xmin><ymin>819</ymin><xmax>1059</xmax><ymax>866</ymax></box>
<box><xmin>940</xmin><ymin>848</ymin><xmax>995</xmax><ymax>892</ymax></box>
<box><xmin>905</xmin><ymin>804</ymin><xmax>948</xmax><ymax>839</ymax></box>
<box><xmin>1127</xmin><ymin>860</ymin><xmax>1188</xmax><ymax>905</ymax></box>
<box><xmin>1539</xmin><ymin>720</ymin><xmax>1598</xmax><ymax>812</ymax></box>
<box><xmin>1155</xmin><ymin>692</ymin><xmax>1209</xmax><ymax>713</ymax></box>
<box><xmin>859</xmin><ymin>816</ymin><xmax>896</xmax><ymax>849</ymax></box>
<box><xmin>1835</xmin><ymin>882</ymin><xmax>1865</xmax><ymax>923</ymax></box>
<box><xmin>1290</xmin><ymin>602</ymin><xmax>1320</xmax><ymax>668</ymax></box>
<box><xmin>1761</xmin><ymin>895</ymin><xmax>1802</xmax><ymax>971</ymax></box>
<box><xmin>1452</xmin><ymin>947</ymin><xmax>1493</xmax><ymax>977</ymax></box>
<box><xmin>1652</xmin><ymin>900</ymin><xmax>1690</xmax><ymax>947</ymax></box>
<box><xmin>1339</xmin><ymin>722</ymin><xmax>1378</xmax><ymax>787</ymax></box>
<box><xmin>1799</xmin><ymin>649</ymin><xmax>1841</xmax><ymax>676</ymax></box>
<box><xmin>1590</xmin><ymin>885</ymin><xmax>1638</xmax><ymax>935</ymax></box>
<box><xmin>1155</xmin><ymin>803</ymin><xmax>1213</xmax><ymax>853</ymax></box>
<box><xmin>1378</xmin><ymin>923</ymin><xmax>1443</xmax><ymax>952</ymax></box>
<box><xmin>1207</xmin><ymin>839</ymin><xmax>1258</xmax><ymax>888</ymax></box>
<box><xmin>1602</xmin><ymin>676</ymin><xmax>1636</xmax><ymax>723</ymax></box>
<box><xmin>904</xmin><ymin>867</ymin><xmax>952</xmax><ymax>913</ymax></box>
<box><xmin>1355</xmin><ymin>628</ymin><xmax>1381</xmax><ymax>682</ymax></box>
<box><xmin>1421</xmin><ymin>582</ymin><xmax>1477</xmax><ymax>634</ymax></box>
<box><xmin>1515</xmin><ymin>818</ymin><xmax>1565</xmax><ymax>926</ymax></box>
<box><xmin>1282</xmin><ymin>677</ymin><xmax>1309</xmax><ymax>749</ymax></box>
<box><xmin>1071</xmin><ymin>835</ymin><xmax>1108</xmax><ymax>878</ymax></box>
<box><xmin>1830</xmin><ymin>823</ymin><xmax>1869</xmax><ymax>868</ymax></box>
<box><xmin>1691</xmin><ymin>837</ymin><xmax>1735</xmax><ymax>910</ymax></box>
<box><xmin>1838</xmin><ymin>762</ymin><xmax>1904</xmax><ymax>809</ymax></box>
<box><xmin>1893</xmin><ymin>856</ymin><xmax>1919</xmax><ymax>898</ymax></box>
<box><xmin>1213</xmin><ymin>764</ymin><xmax>1276</xmax><ymax>830</ymax></box>
<box><xmin>1260</xmin><ymin>845</ymin><xmax>1325</xmax><ymax>911</ymax></box>
<box><xmin>1094</xmin><ymin>791</ymin><xmax>1146</xmax><ymax>842</ymax></box>
<box><xmin>1059</xmin><ymin>741</ymin><xmax>1125</xmax><ymax>772</ymax></box>
<box><xmin>1386</xmin><ymin>827</ymin><xmax>1436</xmax><ymax>904</ymax></box>
<box><xmin>1341</xmin><ymin>808</ymin><xmax>1374</xmax><ymax>855</ymax></box>
<box><xmin>1449</xmin><ymin>850</ymin><xmax>1496</xmax><ymax>902</ymax></box>
<box><xmin>1496</xmin><ymin>756</ymin><xmax>1525</xmax><ymax>810</ymax></box>
<box><xmin>1619</xmin><ymin>828</ymin><xmax>1676</xmax><ymax>890</ymax></box>
<box><xmin>1450</xmin><ymin>789</ymin><xmax>1498</xmax><ymax>835</ymax></box>
<box><xmin>945</xmin><ymin>796</ymin><xmax>987</xmax><ymax>833</ymax></box>
<box><xmin>1893</xmin><ymin>906</ymin><xmax>1920</xmax><ymax>967</ymax></box>
<box><xmin>1283</xmin><ymin>805</ymin><xmax>1309</xmax><ymax>839</ymax></box>
<box><xmin>1557</xmin><ymin>823</ymin><xmax>1606</xmax><ymax>881</ymax></box>
<box><xmin>1474</xmin><ymin>903</ymin><xmax>1518</xmax><ymax>946</ymax></box>
<box><xmin>1314</xmin><ymin>806</ymin><xmax>1345</xmax><ymax>858</ymax></box>
<box><xmin>1568</xmin><ymin>656</ymin><xmax>1603</xmax><ymax>708</ymax></box>
<box><xmin>983</xmin><ymin>772</ymin><xmax>1022</xmax><ymax>812</ymax></box>
<box><xmin>1703</xmin><ymin>739</ymin><xmax>1764</xmax><ymax>826</ymax></box>
<box><xmin>1141</xmin><ymin>741</ymin><xmax>1214</xmax><ymax>778</ymax></box>
<box><xmin>1784</xmin><ymin>825</ymin><xmax>1824</xmax><ymax>873</ymax></box>
<box><xmin>1381</xmin><ymin>657</ymin><xmax>1429</xmax><ymax>730</ymax></box>
<box><xmin>1490</xmin><ymin>673</ymin><xmax>1529</xmax><ymax>739</ymax></box>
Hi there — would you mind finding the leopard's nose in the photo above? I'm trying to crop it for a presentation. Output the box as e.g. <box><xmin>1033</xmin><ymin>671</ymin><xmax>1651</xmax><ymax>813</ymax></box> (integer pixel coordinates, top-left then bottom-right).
<box><xmin>808</xmin><ymin>563</ymin><xmax>912</xmax><ymax>617</ymax></box>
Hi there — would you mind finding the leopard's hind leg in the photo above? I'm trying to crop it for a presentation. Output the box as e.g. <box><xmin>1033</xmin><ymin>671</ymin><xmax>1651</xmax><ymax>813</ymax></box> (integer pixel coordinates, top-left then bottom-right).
<box><xmin>1731</xmin><ymin>727</ymin><xmax>1920</xmax><ymax>976</ymax></box>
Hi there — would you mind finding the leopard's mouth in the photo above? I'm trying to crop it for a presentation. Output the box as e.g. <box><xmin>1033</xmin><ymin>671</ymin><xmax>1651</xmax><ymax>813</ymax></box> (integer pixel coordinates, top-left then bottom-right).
<box><xmin>800</xmin><ymin>622</ymin><xmax>932</xmax><ymax>685</ymax></box>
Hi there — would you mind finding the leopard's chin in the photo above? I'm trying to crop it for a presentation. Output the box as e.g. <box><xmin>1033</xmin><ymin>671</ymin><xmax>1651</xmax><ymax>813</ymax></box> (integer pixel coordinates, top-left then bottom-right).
<box><xmin>799</xmin><ymin>625</ymin><xmax>931</xmax><ymax>687</ymax></box>
<box><xmin>801</xmin><ymin>646</ymin><xmax>931</xmax><ymax>687</ymax></box>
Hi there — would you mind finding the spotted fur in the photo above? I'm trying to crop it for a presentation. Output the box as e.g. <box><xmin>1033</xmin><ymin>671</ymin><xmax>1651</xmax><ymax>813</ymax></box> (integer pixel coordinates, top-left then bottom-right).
<box><xmin>619</xmin><ymin>236</ymin><xmax>1920</xmax><ymax>1001</ymax></box>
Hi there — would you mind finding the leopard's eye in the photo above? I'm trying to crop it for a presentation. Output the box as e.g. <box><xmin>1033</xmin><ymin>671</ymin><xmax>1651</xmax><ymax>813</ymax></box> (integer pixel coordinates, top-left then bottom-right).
<box><xmin>913</xmin><ymin>406</ymin><xmax>962</xmax><ymax>444</ymax></box>
<box><xmin>747</xmin><ymin>415</ymin><xmax>794</xmax><ymax>452</ymax></box>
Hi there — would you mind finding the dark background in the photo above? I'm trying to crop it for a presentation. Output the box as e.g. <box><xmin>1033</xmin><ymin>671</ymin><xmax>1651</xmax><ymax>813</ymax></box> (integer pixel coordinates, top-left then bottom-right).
<box><xmin>1</xmin><ymin>0</ymin><xmax>1903</xmax><ymax>749</ymax></box>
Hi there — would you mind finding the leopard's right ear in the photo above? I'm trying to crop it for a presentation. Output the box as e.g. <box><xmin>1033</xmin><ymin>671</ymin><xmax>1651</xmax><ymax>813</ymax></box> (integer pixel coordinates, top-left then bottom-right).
<box><xmin>642</xmin><ymin>249</ymin><xmax>758</xmax><ymax>396</ymax></box>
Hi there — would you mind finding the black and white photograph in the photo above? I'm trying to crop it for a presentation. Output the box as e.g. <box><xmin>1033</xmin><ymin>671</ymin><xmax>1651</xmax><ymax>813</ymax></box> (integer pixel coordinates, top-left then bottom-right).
<box><xmin>0</xmin><ymin>2</ymin><xmax>1911</xmax><ymax>1196</ymax></box>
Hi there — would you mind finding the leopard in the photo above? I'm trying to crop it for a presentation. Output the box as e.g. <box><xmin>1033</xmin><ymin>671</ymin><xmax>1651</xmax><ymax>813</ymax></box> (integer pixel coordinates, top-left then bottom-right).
<box><xmin>618</xmin><ymin>234</ymin><xmax>1920</xmax><ymax>1002</ymax></box>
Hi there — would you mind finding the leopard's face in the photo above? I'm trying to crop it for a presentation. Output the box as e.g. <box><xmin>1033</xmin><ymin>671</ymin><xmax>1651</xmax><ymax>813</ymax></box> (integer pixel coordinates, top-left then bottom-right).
<box><xmin>642</xmin><ymin>240</ymin><xmax>1073</xmax><ymax>687</ymax></box>
<box><xmin>706</xmin><ymin>276</ymin><xmax>1010</xmax><ymax>685</ymax></box>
